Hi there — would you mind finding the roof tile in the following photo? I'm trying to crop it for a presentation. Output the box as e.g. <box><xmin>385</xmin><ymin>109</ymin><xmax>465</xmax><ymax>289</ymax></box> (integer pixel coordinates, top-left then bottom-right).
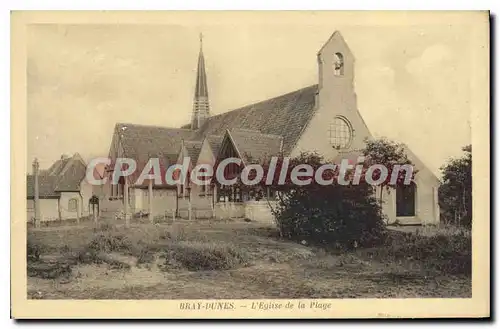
<box><xmin>183</xmin><ymin>141</ymin><xmax>203</xmax><ymax>164</ymax></box>
<box><xmin>228</xmin><ymin>129</ymin><xmax>283</xmax><ymax>163</ymax></box>
<box><xmin>192</xmin><ymin>84</ymin><xmax>318</xmax><ymax>155</ymax></box>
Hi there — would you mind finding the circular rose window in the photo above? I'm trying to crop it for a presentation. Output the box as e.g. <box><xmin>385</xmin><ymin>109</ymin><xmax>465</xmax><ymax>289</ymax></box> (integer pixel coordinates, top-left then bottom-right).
<box><xmin>328</xmin><ymin>116</ymin><xmax>353</xmax><ymax>149</ymax></box>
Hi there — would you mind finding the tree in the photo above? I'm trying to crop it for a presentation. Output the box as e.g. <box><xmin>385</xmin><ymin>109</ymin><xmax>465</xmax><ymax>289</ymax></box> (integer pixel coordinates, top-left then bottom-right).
<box><xmin>361</xmin><ymin>138</ymin><xmax>417</xmax><ymax>208</ymax></box>
<box><xmin>261</xmin><ymin>152</ymin><xmax>386</xmax><ymax>249</ymax></box>
<box><xmin>439</xmin><ymin>145</ymin><xmax>472</xmax><ymax>227</ymax></box>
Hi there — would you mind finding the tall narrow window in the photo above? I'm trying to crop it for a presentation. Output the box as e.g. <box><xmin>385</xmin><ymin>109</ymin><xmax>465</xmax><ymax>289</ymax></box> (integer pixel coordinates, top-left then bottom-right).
<box><xmin>396</xmin><ymin>182</ymin><xmax>417</xmax><ymax>217</ymax></box>
<box><xmin>333</xmin><ymin>52</ymin><xmax>344</xmax><ymax>76</ymax></box>
<box><xmin>199</xmin><ymin>167</ymin><xmax>207</xmax><ymax>194</ymax></box>
<box><xmin>219</xmin><ymin>184</ymin><xmax>227</xmax><ymax>202</ymax></box>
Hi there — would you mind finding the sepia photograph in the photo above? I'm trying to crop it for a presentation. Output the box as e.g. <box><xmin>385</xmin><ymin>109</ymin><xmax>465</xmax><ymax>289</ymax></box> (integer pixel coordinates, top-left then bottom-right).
<box><xmin>11</xmin><ymin>10</ymin><xmax>490</xmax><ymax>319</ymax></box>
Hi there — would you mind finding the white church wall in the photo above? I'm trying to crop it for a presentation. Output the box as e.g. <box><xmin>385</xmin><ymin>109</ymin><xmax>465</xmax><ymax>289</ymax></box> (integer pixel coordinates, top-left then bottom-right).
<box><xmin>380</xmin><ymin>187</ymin><xmax>397</xmax><ymax>224</ymax></box>
<box><xmin>146</xmin><ymin>188</ymin><xmax>177</xmax><ymax>217</ymax></box>
<box><xmin>244</xmin><ymin>201</ymin><xmax>277</xmax><ymax>224</ymax></box>
<box><xmin>214</xmin><ymin>202</ymin><xmax>246</xmax><ymax>220</ymax></box>
<box><xmin>291</xmin><ymin>32</ymin><xmax>440</xmax><ymax>226</ymax></box>
<box><xmin>412</xmin><ymin>174</ymin><xmax>440</xmax><ymax>225</ymax></box>
<box><xmin>59</xmin><ymin>192</ymin><xmax>82</xmax><ymax>220</ymax></box>
<box><xmin>131</xmin><ymin>187</ymin><xmax>144</xmax><ymax>213</ymax></box>
<box><xmin>196</xmin><ymin>138</ymin><xmax>217</xmax><ymax>168</ymax></box>
<box><xmin>291</xmin><ymin>32</ymin><xmax>372</xmax><ymax>161</ymax></box>
<box><xmin>178</xmin><ymin>189</ymin><xmax>214</xmax><ymax>219</ymax></box>
<box><xmin>100</xmin><ymin>198</ymin><xmax>122</xmax><ymax>214</ymax></box>
<box><xmin>175</xmin><ymin>138</ymin><xmax>218</xmax><ymax>219</ymax></box>
<box><xmin>379</xmin><ymin>174</ymin><xmax>440</xmax><ymax>226</ymax></box>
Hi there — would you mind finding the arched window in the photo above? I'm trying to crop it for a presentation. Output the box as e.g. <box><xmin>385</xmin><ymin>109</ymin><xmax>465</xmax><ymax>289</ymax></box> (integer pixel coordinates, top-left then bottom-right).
<box><xmin>333</xmin><ymin>52</ymin><xmax>344</xmax><ymax>76</ymax></box>
<box><xmin>68</xmin><ymin>198</ymin><xmax>78</xmax><ymax>212</ymax></box>
<box><xmin>396</xmin><ymin>182</ymin><xmax>416</xmax><ymax>217</ymax></box>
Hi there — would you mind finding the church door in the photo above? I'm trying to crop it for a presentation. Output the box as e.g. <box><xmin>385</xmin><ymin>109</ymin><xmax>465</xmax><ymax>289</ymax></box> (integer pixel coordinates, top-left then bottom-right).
<box><xmin>396</xmin><ymin>182</ymin><xmax>416</xmax><ymax>217</ymax></box>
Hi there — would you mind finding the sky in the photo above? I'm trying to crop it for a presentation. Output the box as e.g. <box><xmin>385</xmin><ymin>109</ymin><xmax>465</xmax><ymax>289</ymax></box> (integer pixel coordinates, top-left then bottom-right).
<box><xmin>26</xmin><ymin>12</ymin><xmax>480</xmax><ymax>176</ymax></box>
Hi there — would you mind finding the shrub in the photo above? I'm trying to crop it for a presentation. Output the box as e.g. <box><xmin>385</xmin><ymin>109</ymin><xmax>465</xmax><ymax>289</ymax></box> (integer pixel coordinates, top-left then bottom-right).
<box><xmin>275</xmin><ymin>180</ymin><xmax>386</xmax><ymax>249</ymax></box>
<box><xmin>87</xmin><ymin>231</ymin><xmax>132</xmax><ymax>253</ymax></box>
<box><xmin>28</xmin><ymin>262</ymin><xmax>72</xmax><ymax>279</ymax></box>
<box><xmin>27</xmin><ymin>238</ymin><xmax>43</xmax><ymax>262</ymax></box>
<box><xmin>76</xmin><ymin>249</ymin><xmax>102</xmax><ymax>264</ymax></box>
<box><xmin>161</xmin><ymin>223</ymin><xmax>188</xmax><ymax>242</ymax></box>
<box><xmin>95</xmin><ymin>222</ymin><xmax>114</xmax><ymax>232</ymax></box>
<box><xmin>134</xmin><ymin>245</ymin><xmax>157</xmax><ymax>265</ymax></box>
<box><xmin>258</xmin><ymin>153</ymin><xmax>387</xmax><ymax>249</ymax></box>
<box><xmin>59</xmin><ymin>244</ymin><xmax>71</xmax><ymax>254</ymax></box>
<box><xmin>376</xmin><ymin>230</ymin><xmax>471</xmax><ymax>275</ymax></box>
<box><xmin>161</xmin><ymin>242</ymin><xmax>249</xmax><ymax>271</ymax></box>
<box><xmin>136</xmin><ymin>250</ymin><xmax>156</xmax><ymax>265</ymax></box>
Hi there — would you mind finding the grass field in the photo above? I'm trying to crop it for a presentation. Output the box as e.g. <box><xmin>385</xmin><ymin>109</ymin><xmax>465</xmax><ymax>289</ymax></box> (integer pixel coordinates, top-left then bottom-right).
<box><xmin>27</xmin><ymin>219</ymin><xmax>471</xmax><ymax>299</ymax></box>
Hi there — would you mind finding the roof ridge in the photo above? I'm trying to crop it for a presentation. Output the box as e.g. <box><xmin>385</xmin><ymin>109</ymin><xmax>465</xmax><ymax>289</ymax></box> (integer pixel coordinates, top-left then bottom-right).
<box><xmin>116</xmin><ymin>122</ymin><xmax>192</xmax><ymax>131</ymax></box>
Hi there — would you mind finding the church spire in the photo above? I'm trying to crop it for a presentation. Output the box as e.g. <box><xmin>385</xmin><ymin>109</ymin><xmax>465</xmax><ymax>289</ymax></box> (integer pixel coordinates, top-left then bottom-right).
<box><xmin>191</xmin><ymin>32</ymin><xmax>210</xmax><ymax>130</ymax></box>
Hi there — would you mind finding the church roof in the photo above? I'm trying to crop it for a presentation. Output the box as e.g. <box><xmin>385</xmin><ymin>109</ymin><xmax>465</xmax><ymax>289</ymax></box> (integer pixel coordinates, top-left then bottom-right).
<box><xmin>109</xmin><ymin>77</ymin><xmax>318</xmax><ymax>175</ymax></box>
<box><xmin>206</xmin><ymin>135</ymin><xmax>224</xmax><ymax>157</ymax></box>
<box><xmin>193</xmin><ymin>84</ymin><xmax>318</xmax><ymax>155</ymax></box>
<box><xmin>115</xmin><ymin>123</ymin><xmax>195</xmax><ymax>167</ymax></box>
<box><xmin>183</xmin><ymin>141</ymin><xmax>203</xmax><ymax>164</ymax></box>
<box><xmin>227</xmin><ymin>129</ymin><xmax>283</xmax><ymax>164</ymax></box>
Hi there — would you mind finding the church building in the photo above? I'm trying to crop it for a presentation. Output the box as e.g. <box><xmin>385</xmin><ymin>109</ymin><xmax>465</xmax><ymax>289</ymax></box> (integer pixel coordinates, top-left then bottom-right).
<box><xmin>103</xmin><ymin>31</ymin><xmax>440</xmax><ymax>225</ymax></box>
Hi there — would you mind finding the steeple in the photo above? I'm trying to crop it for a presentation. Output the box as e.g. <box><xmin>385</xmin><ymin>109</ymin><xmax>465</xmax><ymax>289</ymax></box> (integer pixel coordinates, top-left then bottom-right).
<box><xmin>191</xmin><ymin>33</ymin><xmax>210</xmax><ymax>130</ymax></box>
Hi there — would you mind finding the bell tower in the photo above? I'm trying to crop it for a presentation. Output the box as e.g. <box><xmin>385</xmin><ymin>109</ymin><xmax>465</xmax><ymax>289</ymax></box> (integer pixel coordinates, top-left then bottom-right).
<box><xmin>315</xmin><ymin>31</ymin><xmax>372</xmax><ymax>155</ymax></box>
<box><xmin>191</xmin><ymin>33</ymin><xmax>211</xmax><ymax>130</ymax></box>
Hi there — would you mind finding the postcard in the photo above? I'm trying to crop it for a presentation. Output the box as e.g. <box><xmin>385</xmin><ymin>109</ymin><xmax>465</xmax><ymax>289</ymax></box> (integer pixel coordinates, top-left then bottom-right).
<box><xmin>11</xmin><ymin>10</ymin><xmax>490</xmax><ymax>319</ymax></box>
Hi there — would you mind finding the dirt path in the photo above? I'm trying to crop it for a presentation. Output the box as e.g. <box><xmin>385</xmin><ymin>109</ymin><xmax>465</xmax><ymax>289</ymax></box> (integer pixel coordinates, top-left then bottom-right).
<box><xmin>28</xmin><ymin>253</ymin><xmax>471</xmax><ymax>299</ymax></box>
